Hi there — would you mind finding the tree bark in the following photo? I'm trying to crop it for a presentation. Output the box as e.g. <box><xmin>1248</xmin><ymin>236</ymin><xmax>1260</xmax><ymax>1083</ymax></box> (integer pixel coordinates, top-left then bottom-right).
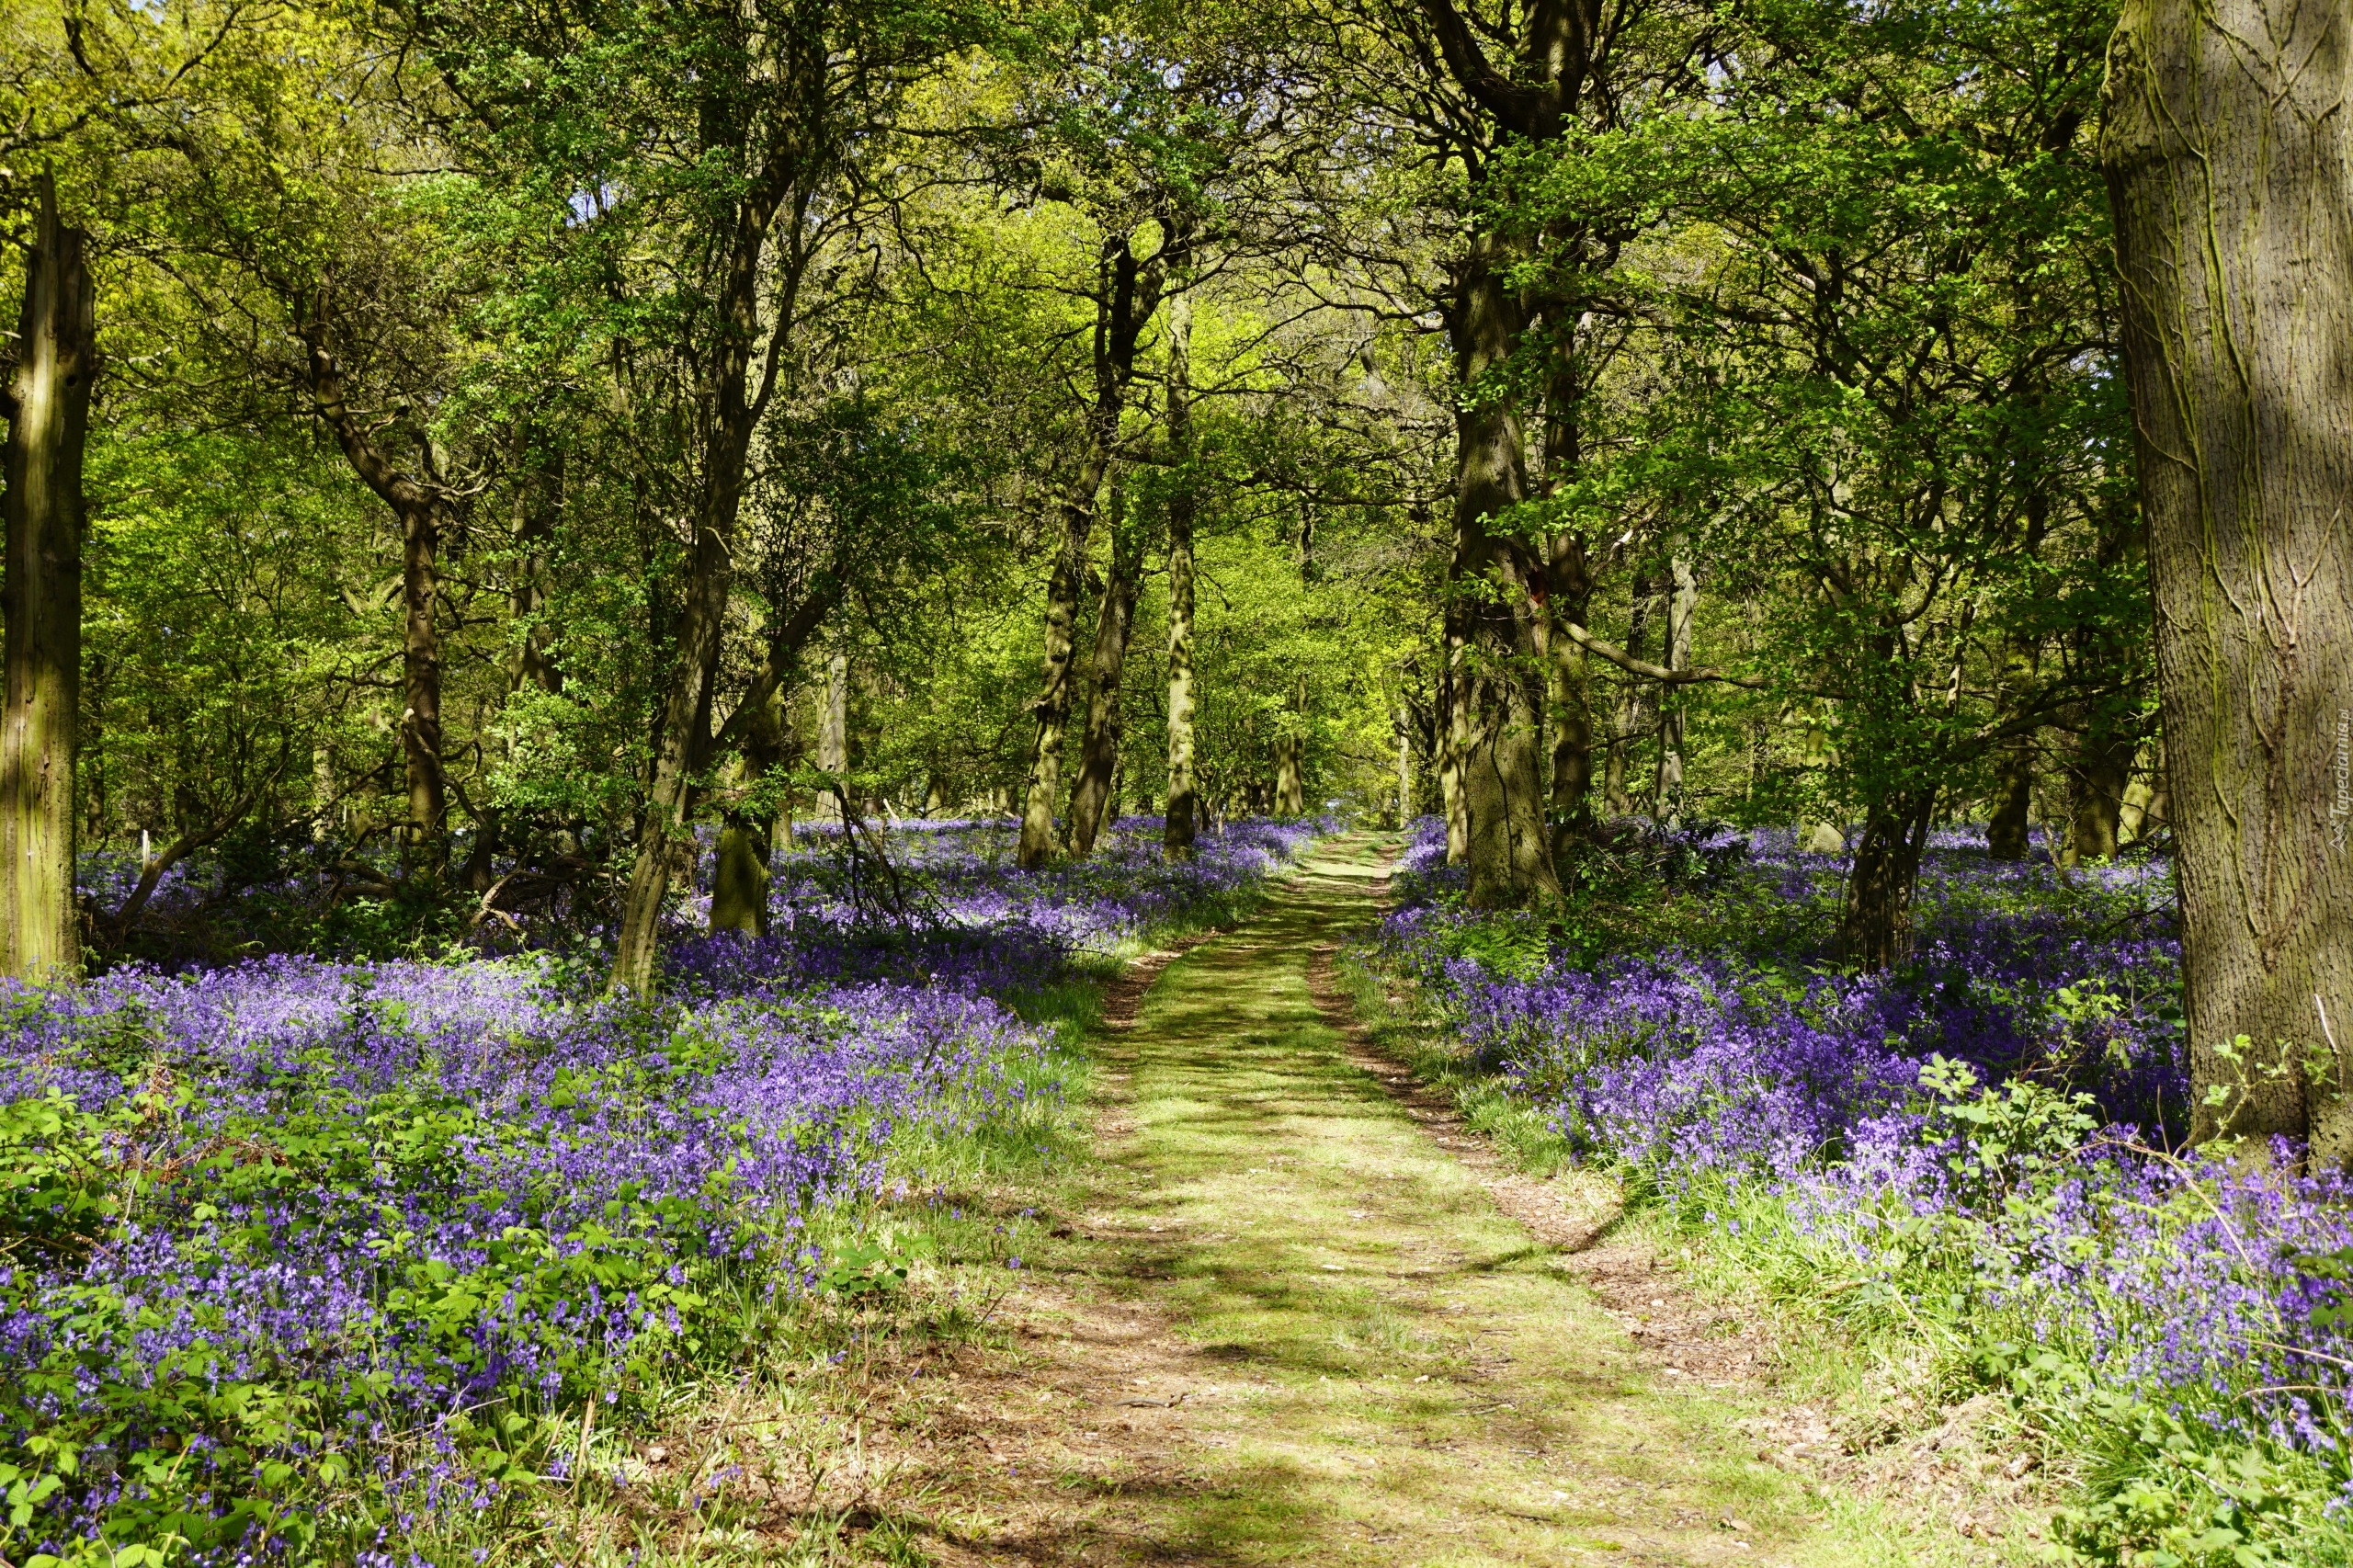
<box><xmin>2066</xmin><ymin>724</ymin><xmax>2137</xmax><ymax>863</ymax></box>
<box><xmin>1987</xmin><ymin>755</ymin><xmax>2034</xmax><ymax>859</ymax></box>
<box><xmin>1071</xmin><ymin>490</ymin><xmax>1142</xmax><ymax>856</ymax></box>
<box><xmin>1164</xmin><ymin>289</ymin><xmax>1200</xmax><ymax>860</ymax></box>
<box><xmin>710</xmin><ymin>686</ymin><xmax>790</xmax><ymax>937</ymax></box>
<box><xmin>2105</xmin><ymin>0</ymin><xmax>2353</xmax><ymax>1154</ymax></box>
<box><xmin>511</xmin><ymin>432</ymin><xmax>563</xmax><ymax>697</ymax></box>
<box><xmin>1438</xmin><ymin>659</ymin><xmax>1468</xmax><ymax>860</ymax></box>
<box><xmin>1</xmin><ymin>177</ymin><xmax>93</xmax><ymax>982</ymax></box>
<box><xmin>1394</xmin><ymin>700</ymin><xmax>1415</xmax><ymax>827</ymax></box>
<box><xmin>1445</xmin><ymin>241</ymin><xmax>1561</xmax><ymax>907</ymax></box>
<box><xmin>1987</xmin><ymin>631</ymin><xmax>2040</xmax><ymax>860</ymax></box>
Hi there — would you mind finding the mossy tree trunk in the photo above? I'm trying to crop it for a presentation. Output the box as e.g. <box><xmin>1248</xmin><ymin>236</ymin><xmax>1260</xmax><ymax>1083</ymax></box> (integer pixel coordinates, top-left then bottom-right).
<box><xmin>2105</xmin><ymin>0</ymin><xmax>2353</xmax><ymax>1154</ymax></box>
<box><xmin>1</xmin><ymin>178</ymin><xmax>93</xmax><ymax>983</ymax></box>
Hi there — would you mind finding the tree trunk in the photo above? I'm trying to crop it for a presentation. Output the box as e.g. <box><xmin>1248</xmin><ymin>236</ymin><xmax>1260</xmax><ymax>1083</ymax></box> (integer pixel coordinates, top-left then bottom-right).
<box><xmin>2121</xmin><ymin>739</ymin><xmax>2165</xmax><ymax>843</ymax></box>
<box><xmin>608</xmin><ymin>157</ymin><xmax>792</xmax><ymax>993</ymax></box>
<box><xmin>1438</xmin><ymin>660</ymin><xmax>1468</xmax><ymax>861</ymax></box>
<box><xmin>399</xmin><ymin>495</ymin><xmax>445</xmax><ymax>846</ymax></box>
<box><xmin>1071</xmin><ymin>490</ymin><xmax>1142</xmax><ymax>856</ymax></box>
<box><xmin>1987</xmin><ymin>756</ymin><xmax>2033</xmax><ymax>859</ymax></box>
<box><xmin>1654</xmin><ymin>540</ymin><xmax>1695</xmax><ymax>821</ymax></box>
<box><xmin>2066</xmin><ymin>724</ymin><xmax>2137</xmax><ymax>863</ymax></box>
<box><xmin>1017</xmin><ymin>500</ymin><xmax>1092</xmax><ymax>867</ymax></box>
<box><xmin>1604</xmin><ymin>573</ymin><xmax>1655</xmax><ymax>815</ymax></box>
<box><xmin>300</xmin><ymin>310</ymin><xmax>449</xmax><ymax>853</ymax></box>
<box><xmin>1446</xmin><ymin>241</ymin><xmax>1560</xmax><ymax>908</ymax></box>
<box><xmin>1274</xmin><ymin>675</ymin><xmax>1307</xmax><ymax>816</ymax></box>
<box><xmin>1025</xmin><ymin>235</ymin><xmax>1158</xmax><ymax>869</ymax></box>
<box><xmin>1545</xmin><ymin>531</ymin><xmax>1594</xmax><ymax>857</ymax></box>
<box><xmin>1164</xmin><ymin>290</ymin><xmax>1200</xmax><ymax>861</ymax></box>
<box><xmin>1836</xmin><ymin>790</ymin><xmax>1937</xmax><ymax>970</ymax></box>
<box><xmin>1394</xmin><ymin>701</ymin><xmax>1415</xmax><ymax>827</ymax></box>
<box><xmin>2105</xmin><ymin>0</ymin><xmax>2353</xmax><ymax>1154</ymax></box>
<box><xmin>511</xmin><ymin>432</ymin><xmax>563</xmax><ymax>697</ymax></box>
<box><xmin>1986</xmin><ymin>631</ymin><xmax>2040</xmax><ymax>860</ymax></box>
<box><xmin>0</xmin><ymin>178</ymin><xmax>93</xmax><ymax>983</ymax></box>
<box><xmin>710</xmin><ymin>687</ymin><xmax>790</xmax><ymax>937</ymax></box>
<box><xmin>815</xmin><ymin>644</ymin><xmax>848</xmax><ymax>821</ymax></box>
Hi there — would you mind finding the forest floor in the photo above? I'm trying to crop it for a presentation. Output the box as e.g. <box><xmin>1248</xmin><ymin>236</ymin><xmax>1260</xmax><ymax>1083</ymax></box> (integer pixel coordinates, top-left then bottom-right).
<box><xmin>837</xmin><ymin>834</ymin><xmax>1999</xmax><ymax>1567</ymax></box>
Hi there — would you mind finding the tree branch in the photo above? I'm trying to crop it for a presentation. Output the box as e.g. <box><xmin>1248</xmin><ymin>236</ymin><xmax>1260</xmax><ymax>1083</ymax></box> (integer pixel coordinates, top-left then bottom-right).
<box><xmin>1415</xmin><ymin>0</ymin><xmax>1543</xmax><ymax>134</ymax></box>
<box><xmin>1555</xmin><ymin>617</ymin><xmax>1768</xmax><ymax>687</ymax></box>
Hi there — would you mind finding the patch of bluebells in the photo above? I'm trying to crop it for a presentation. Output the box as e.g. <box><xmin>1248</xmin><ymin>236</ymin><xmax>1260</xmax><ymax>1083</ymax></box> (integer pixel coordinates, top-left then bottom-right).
<box><xmin>674</xmin><ymin>815</ymin><xmax>1333</xmax><ymax>956</ymax></box>
<box><xmin>1375</xmin><ymin>816</ymin><xmax>2353</xmax><ymax>1489</ymax></box>
<box><xmin>5</xmin><ymin>815</ymin><xmax>1325</xmax><ymax>1562</ymax></box>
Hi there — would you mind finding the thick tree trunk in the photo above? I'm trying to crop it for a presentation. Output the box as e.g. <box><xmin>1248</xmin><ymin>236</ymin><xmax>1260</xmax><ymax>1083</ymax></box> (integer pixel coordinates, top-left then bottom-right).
<box><xmin>1986</xmin><ymin>631</ymin><xmax>2040</xmax><ymax>860</ymax></box>
<box><xmin>0</xmin><ymin>179</ymin><xmax>93</xmax><ymax>982</ymax></box>
<box><xmin>1987</xmin><ymin>756</ymin><xmax>2033</xmax><ymax>859</ymax></box>
<box><xmin>1446</xmin><ymin>244</ymin><xmax>1561</xmax><ymax>907</ymax></box>
<box><xmin>1164</xmin><ymin>290</ymin><xmax>1200</xmax><ymax>860</ymax></box>
<box><xmin>611</xmin><ymin>507</ymin><xmax>733</xmax><ymax>989</ymax></box>
<box><xmin>2105</xmin><ymin>0</ymin><xmax>2353</xmax><ymax>1154</ymax></box>
<box><xmin>2121</xmin><ymin>740</ymin><xmax>2165</xmax><ymax>842</ymax></box>
<box><xmin>710</xmin><ymin>687</ymin><xmax>789</xmax><ymax>937</ymax></box>
<box><xmin>1836</xmin><ymin>790</ymin><xmax>1937</xmax><ymax>970</ymax></box>
<box><xmin>609</xmin><ymin>160</ymin><xmax>791</xmax><ymax>993</ymax></box>
<box><xmin>1071</xmin><ymin>494</ymin><xmax>1142</xmax><ymax>856</ymax></box>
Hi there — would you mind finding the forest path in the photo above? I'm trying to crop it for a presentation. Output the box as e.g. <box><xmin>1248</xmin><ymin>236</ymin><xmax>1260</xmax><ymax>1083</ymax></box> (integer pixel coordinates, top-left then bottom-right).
<box><xmin>888</xmin><ymin>834</ymin><xmax>1899</xmax><ymax>1567</ymax></box>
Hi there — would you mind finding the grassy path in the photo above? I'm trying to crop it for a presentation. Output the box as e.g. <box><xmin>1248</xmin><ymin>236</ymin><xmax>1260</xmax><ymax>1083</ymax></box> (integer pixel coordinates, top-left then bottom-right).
<box><xmin>890</xmin><ymin>834</ymin><xmax>1941</xmax><ymax>1566</ymax></box>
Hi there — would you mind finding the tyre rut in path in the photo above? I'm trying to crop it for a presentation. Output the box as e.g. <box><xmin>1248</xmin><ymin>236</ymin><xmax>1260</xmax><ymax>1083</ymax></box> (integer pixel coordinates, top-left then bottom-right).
<box><xmin>884</xmin><ymin>834</ymin><xmax>1903</xmax><ymax>1567</ymax></box>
